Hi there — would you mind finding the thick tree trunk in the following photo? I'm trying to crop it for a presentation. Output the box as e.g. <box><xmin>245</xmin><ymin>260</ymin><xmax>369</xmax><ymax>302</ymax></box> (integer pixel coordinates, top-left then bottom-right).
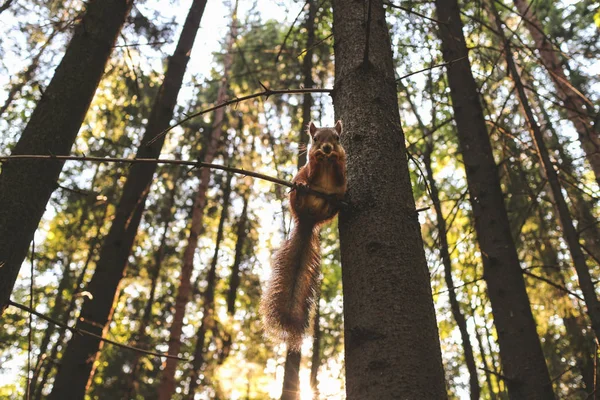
<box><xmin>156</xmin><ymin>6</ymin><xmax>237</xmax><ymax>398</ymax></box>
<box><xmin>186</xmin><ymin>172</ymin><xmax>233</xmax><ymax>398</ymax></box>
<box><xmin>281</xmin><ymin>350</ymin><xmax>301</xmax><ymax>400</ymax></box>
<box><xmin>331</xmin><ymin>1</ymin><xmax>446</xmax><ymax>398</ymax></box>
<box><xmin>48</xmin><ymin>1</ymin><xmax>208</xmax><ymax>398</ymax></box>
<box><xmin>434</xmin><ymin>0</ymin><xmax>554</xmax><ymax>398</ymax></box>
<box><xmin>512</xmin><ymin>0</ymin><xmax>600</xmax><ymax>186</ymax></box>
<box><xmin>0</xmin><ymin>0</ymin><xmax>134</xmax><ymax>315</ymax></box>
<box><xmin>488</xmin><ymin>0</ymin><xmax>600</xmax><ymax>343</ymax></box>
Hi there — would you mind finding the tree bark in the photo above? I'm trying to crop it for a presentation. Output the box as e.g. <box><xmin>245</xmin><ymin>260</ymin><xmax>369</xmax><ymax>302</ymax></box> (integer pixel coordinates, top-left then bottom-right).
<box><xmin>48</xmin><ymin>1</ymin><xmax>208</xmax><ymax>398</ymax></box>
<box><xmin>434</xmin><ymin>0</ymin><xmax>554</xmax><ymax>398</ymax></box>
<box><xmin>512</xmin><ymin>0</ymin><xmax>600</xmax><ymax>186</ymax></box>
<box><xmin>331</xmin><ymin>1</ymin><xmax>446</xmax><ymax>398</ymax></box>
<box><xmin>0</xmin><ymin>0</ymin><xmax>134</xmax><ymax>315</ymax></box>
<box><xmin>488</xmin><ymin>0</ymin><xmax>600</xmax><ymax>343</ymax></box>
<box><xmin>156</xmin><ymin>5</ymin><xmax>237</xmax><ymax>398</ymax></box>
<box><xmin>186</xmin><ymin>172</ymin><xmax>233</xmax><ymax>398</ymax></box>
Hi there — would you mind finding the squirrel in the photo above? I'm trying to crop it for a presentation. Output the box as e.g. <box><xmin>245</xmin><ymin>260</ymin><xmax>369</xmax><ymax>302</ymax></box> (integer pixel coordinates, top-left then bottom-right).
<box><xmin>260</xmin><ymin>120</ymin><xmax>347</xmax><ymax>350</ymax></box>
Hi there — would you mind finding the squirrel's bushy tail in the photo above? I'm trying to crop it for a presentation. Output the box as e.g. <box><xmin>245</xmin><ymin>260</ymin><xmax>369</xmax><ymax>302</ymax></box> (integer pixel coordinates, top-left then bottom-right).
<box><xmin>260</xmin><ymin>219</ymin><xmax>321</xmax><ymax>350</ymax></box>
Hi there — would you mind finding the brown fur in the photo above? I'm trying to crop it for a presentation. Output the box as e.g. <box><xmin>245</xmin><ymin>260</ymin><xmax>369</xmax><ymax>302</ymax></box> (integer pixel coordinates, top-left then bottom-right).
<box><xmin>260</xmin><ymin>121</ymin><xmax>347</xmax><ymax>350</ymax></box>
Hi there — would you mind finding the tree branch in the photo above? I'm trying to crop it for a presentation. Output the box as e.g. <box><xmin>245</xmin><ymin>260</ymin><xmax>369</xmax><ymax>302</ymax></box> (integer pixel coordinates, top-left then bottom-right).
<box><xmin>146</xmin><ymin>86</ymin><xmax>332</xmax><ymax>145</ymax></box>
<box><xmin>8</xmin><ymin>300</ymin><xmax>188</xmax><ymax>361</ymax></box>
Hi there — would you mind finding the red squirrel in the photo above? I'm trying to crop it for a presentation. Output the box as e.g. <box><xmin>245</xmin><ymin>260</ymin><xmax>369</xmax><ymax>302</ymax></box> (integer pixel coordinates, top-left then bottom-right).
<box><xmin>260</xmin><ymin>121</ymin><xmax>347</xmax><ymax>350</ymax></box>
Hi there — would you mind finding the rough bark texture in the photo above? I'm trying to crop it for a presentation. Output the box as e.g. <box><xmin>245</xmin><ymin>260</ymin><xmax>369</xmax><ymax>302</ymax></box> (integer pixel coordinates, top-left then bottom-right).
<box><xmin>0</xmin><ymin>0</ymin><xmax>134</xmax><ymax>315</ymax></box>
<box><xmin>435</xmin><ymin>0</ymin><xmax>555</xmax><ymax>398</ymax></box>
<box><xmin>186</xmin><ymin>173</ymin><xmax>233</xmax><ymax>398</ymax></box>
<box><xmin>512</xmin><ymin>0</ymin><xmax>600</xmax><ymax>186</ymax></box>
<box><xmin>489</xmin><ymin>0</ymin><xmax>600</xmax><ymax>344</ymax></box>
<box><xmin>281</xmin><ymin>350</ymin><xmax>301</xmax><ymax>400</ymax></box>
<box><xmin>332</xmin><ymin>1</ymin><xmax>446</xmax><ymax>398</ymax></box>
<box><xmin>156</xmin><ymin>6</ymin><xmax>237</xmax><ymax>398</ymax></box>
<box><xmin>48</xmin><ymin>1</ymin><xmax>207</xmax><ymax>398</ymax></box>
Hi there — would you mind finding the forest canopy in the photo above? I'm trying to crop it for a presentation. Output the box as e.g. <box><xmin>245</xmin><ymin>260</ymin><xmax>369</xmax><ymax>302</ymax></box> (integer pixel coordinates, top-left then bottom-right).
<box><xmin>0</xmin><ymin>0</ymin><xmax>599</xmax><ymax>399</ymax></box>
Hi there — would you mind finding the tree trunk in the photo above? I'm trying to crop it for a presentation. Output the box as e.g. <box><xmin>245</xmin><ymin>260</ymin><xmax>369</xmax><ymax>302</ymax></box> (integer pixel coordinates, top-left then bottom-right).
<box><xmin>48</xmin><ymin>1</ymin><xmax>208</xmax><ymax>398</ymax></box>
<box><xmin>402</xmin><ymin>79</ymin><xmax>481</xmax><ymax>399</ymax></box>
<box><xmin>434</xmin><ymin>0</ymin><xmax>554</xmax><ymax>398</ymax></box>
<box><xmin>156</xmin><ymin>5</ymin><xmax>237</xmax><ymax>398</ymax></box>
<box><xmin>186</xmin><ymin>172</ymin><xmax>233</xmax><ymax>398</ymax></box>
<box><xmin>309</xmin><ymin>297</ymin><xmax>320</xmax><ymax>399</ymax></box>
<box><xmin>0</xmin><ymin>0</ymin><xmax>134</xmax><ymax>315</ymax></box>
<box><xmin>331</xmin><ymin>1</ymin><xmax>446</xmax><ymax>398</ymax></box>
<box><xmin>474</xmin><ymin>323</ymin><xmax>498</xmax><ymax>400</ymax></box>
<box><xmin>488</xmin><ymin>0</ymin><xmax>600</xmax><ymax>343</ymax></box>
<box><xmin>219</xmin><ymin>191</ymin><xmax>250</xmax><ymax>363</ymax></box>
<box><xmin>281</xmin><ymin>1</ymin><xmax>318</xmax><ymax>396</ymax></box>
<box><xmin>511</xmin><ymin>0</ymin><xmax>600</xmax><ymax>186</ymax></box>
<box><xmin>123</xmin><ymin>182</ymin><xmax>178</xmax><ymax>399</ymax></box>
<box><xmin>281</xmin><ymin>350</ymin><xmax>301</xmax><ymax>400</ymax></box>
<box><xmin>34</xmin><ymin>201</ymin><xmax>108</xmax><ymax>400</ymax></box>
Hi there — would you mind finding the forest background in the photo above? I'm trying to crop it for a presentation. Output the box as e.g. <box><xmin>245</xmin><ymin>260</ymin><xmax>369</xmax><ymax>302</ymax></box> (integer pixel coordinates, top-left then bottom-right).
<box><xmin>0</xmin><ymin>0</ymin><xmax>599</xmax><ymax>399</ymax></box>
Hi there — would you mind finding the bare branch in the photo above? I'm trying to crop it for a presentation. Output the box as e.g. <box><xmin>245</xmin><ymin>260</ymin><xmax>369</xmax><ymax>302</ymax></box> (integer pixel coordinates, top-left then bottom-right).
<box><xmin>8</xmin><ymin>300</ymin><xmax>188</xmax><ymax>361</ymax></box>
<box><xmin>146</xmin><ymin>86</ymin><xmax>332</xmax><ymax>145</ymax></box>
<box><xmin>395</xmin><ymin>56</ymin><xmax>468</xmax><ymax>82</ymax></box>
<box><xmin>0</xmin><ymin>154</ymin><xmax>343</xmax><ymax>203</ymax></box>
<box><xmin>383</xmin><ymin>1</ymin><xmax>447</xmax><ymax>25</ymax></box>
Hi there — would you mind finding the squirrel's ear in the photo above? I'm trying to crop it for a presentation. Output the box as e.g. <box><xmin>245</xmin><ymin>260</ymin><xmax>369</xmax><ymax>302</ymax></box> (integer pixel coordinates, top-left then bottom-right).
<box><xmin>308</xmin><ymin>121</ymin><xmax>317</xmax><ymax>138</ymax></box>
<box><xmin>335</xmin><ymin>120</ymin><xmax>343</xmax><ymax>134</ymax></box>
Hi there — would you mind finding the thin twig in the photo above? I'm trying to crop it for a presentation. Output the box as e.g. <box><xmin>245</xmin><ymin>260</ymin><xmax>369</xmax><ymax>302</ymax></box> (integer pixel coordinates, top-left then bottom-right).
<box><xmin>0</xmin><ymin>154</ymin><xmax>343</xmax><ymax>203</ymax></box>
<box><xmin>522</xmin><ymin>270</ymin><xmax>584</xmax><ymax>301</ymax></box>
<box><xmin>274</xmin><ymin>0</ymin><xmax>309</xmax><ymax>65</ymax></box>
<box><xmin>146</xmin><ymin>86</ymin><xmax>332</xmax><ymax>145</ymax></box>
<box><xmin>7</xmin><ymin>300</ymin><xmax>188</xmax><ymax>361</ymax></box>
<box><xmin>395</xmin><ymin>56</ymin><xmax>468</xmax><ymax>82</ymax></box>
<box><xmin>383</xmin><ymin>1</ymin><xmax>447</xmax><ymax>25</ymax></box>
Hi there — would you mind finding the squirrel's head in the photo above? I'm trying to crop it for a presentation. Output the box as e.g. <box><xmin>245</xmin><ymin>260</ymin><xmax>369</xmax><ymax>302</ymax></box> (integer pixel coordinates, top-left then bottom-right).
<box><xmin>308</xmin><ymin>120</ymin><xmax>346</xmax><ymax>161</ymax></box>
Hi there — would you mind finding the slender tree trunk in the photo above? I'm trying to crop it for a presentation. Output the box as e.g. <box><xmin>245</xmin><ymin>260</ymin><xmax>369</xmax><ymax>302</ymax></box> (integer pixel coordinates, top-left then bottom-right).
<box><xmin>219</xmin><ymin>191</ymin><xmax>250</xmax><ymax>363</ymax></box>
<box><xmin>281</xmin><ymin>350</ymin><xmax>301</xmax><ymax>400</ymax></box>
<box><xmin>488</xmin><ymin>0</ymin><xmax>600</xmax><ymax>343</ymax></box>
<box><xmin>474</xmin><ymin>324</ymin><xmax>498</xmax><ymax>400</ymax></box>
<box><xmin>309</xmin><ymin>297</ymin><xmax>320</xmax><ymax>399</ymax></box>
<box><xmin>186</xmin><ymin>172</ymin><xmax>234</xmax><ymax>398</ymax></box>
<box><xmin>281</xmin><ymin>2</ymin><xmax>318</xmax><ymax>397</ymax></box>
<box><xmin>332</xmin><ymin>1</ymin><xmax>446</xmax><ymax>398</ymax></box>
<box><xmin>434</xmin><ymin>0</ymin><xmax>554</xmax><ymax>397</ymax></box>
<box><xmin>123</xmin><ymin>182</ymin><xmax>178</xmax><ymax>399</ymax></box>
<box><xmin>34</xmin><ymin>202</ymin><xmax>108</xmax><ymax>400</ymax></box>
<box><xmin>156</xmin><ymin>6</ymin><xmax>237</xmax><ymax>398</ymax></box>
<box><xmin>48</xmin><ymin>2</ymin><xmax>208</xmax><ymax>398</ymax></box>
<box><xmin>29</xmin><ymin>255</ymin><xmax>73</xmax><ymax>396</ymax></box>
<box><xmin>402</xmin><ymin>80</ymin><xmax>480</xmax><ymax>399</ymax></box>
<box><xmin>0</xmin><ymin>0</ymin><xmax>134</xmax><ymax>315</ymax></box>
<box><xmin>511</xmin><ymin>0</ymin><xmax>600</xmax><ymax>186</ymax></box>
